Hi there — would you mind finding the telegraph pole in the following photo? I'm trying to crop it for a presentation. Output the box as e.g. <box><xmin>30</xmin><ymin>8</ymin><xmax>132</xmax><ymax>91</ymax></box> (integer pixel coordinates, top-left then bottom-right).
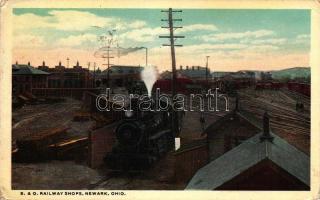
<box><xmin>160</xmin><ymin>8</ymin><xmax>184</xmax><ymax>136</ymax></box>
<box><xmin>206</xmin><ymin>56</ymin><xmax>210</xmax><ymax>87</ymax></box>
<box><xmin>67</xmin><ymin>57</ymin><xmax>70</xmax><ymax>68</ymax></box>
<box><xmin>97</xmin><ymin>32</ymin><xmax>115</xmax><ymax>89</ymax></box>
<box><xmin>93</xmin><ymin>62</ymin><xmax>96</xmax><ymax>87</ymax></box>
<box><xmin>87</xmin><ymin>62</ymin><xmax>90</xmax><ymax>88</ymax></box>
<box><xmin>101</xmin><ymin>45</ymin><xmax>114</xmax><ymax>88</ymax></box>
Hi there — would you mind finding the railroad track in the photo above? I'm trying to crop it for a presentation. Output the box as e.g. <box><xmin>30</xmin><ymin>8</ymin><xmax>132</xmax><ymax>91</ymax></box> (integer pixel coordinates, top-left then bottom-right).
<box><xmin>238</xmin><ymin>89</ymin><xmax>310</xmax><ymax>137</ymax></box>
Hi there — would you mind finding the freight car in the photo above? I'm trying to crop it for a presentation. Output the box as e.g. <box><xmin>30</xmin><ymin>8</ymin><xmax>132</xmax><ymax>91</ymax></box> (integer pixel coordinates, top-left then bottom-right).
<box><xmin>104</xmin><ymin>98</ymin><xmax>183</xmax><ymax>170</ymax></box>
<box><xmin>255</xmin><ymin>81</ymin><xmax>284</xmax><ymax>90</ymax></box>
<box><xmin>287</xmin><ymin>82</ymin><xmax>310</xmax><ymax>97</ymax></box>
<box><xmin>153</xmin><ymin>78</ymin><xmax>193</xmax><ymax>94</ymax></box>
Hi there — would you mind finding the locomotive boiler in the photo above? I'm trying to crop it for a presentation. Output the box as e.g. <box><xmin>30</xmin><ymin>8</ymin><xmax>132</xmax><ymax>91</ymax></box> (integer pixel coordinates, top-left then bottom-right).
<box><xmin>104</xmin><ymin>97</ymin><xmax>182</xmax><ymax>170</ymax></box>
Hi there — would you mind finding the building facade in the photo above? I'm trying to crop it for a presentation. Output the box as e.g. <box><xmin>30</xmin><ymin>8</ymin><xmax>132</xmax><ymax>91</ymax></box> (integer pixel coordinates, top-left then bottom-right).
<box><xmin>177</xmin><ymin>65</ymin><xmax>212</xmax><ymax>80</ymax></box>
<box><xmin>12</xmin><ymin>62</ymin><xmax>49</xmax><ymax>95</ymax></box>
<box><xmin>38</xmin><ymin>61</ymin><xmax>93</xmax><ymax>88</ymax></box>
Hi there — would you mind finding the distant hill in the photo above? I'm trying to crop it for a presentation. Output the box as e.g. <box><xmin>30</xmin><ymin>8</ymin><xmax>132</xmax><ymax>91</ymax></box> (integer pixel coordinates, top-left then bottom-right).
<box><xmin>270</xmin><ymin>67</ymin><xmax>310</xmax><ymax>80</ymax></box>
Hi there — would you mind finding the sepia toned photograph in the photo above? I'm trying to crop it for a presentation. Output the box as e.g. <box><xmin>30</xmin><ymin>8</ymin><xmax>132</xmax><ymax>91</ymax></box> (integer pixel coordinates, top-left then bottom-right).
<box><xmin>1</xmin><ymin>1</ymin><xmax>320</xmax><ymax>199</ymax></box>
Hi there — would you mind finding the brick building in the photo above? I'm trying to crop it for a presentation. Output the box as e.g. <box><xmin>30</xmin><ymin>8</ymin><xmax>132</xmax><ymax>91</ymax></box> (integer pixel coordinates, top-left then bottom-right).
<box><xmin>12</xmin><ymin>62</ymin><xmax>49</xmax><ymax>95</ymax></box>
<box><xmin>38</xmin><ymin>61</ymin><xmax>93</xmax><ymax>88</ymax></box>
<box><xmin>205</xmin><ymin>110</ymin><xmax>261</xmax><ymax>161</ymax></box>
<box><xmin>177</xmin><ymin>65</ymin><xmax>212</xmax><ymax>80</ymax></box>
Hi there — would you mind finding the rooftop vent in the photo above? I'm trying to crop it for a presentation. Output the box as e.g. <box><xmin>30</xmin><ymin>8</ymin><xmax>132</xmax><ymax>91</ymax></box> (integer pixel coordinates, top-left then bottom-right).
<box><xmin>260</xmin><ymin>111</ymin><xmax>274</xmax><ymax>142</ymax></box>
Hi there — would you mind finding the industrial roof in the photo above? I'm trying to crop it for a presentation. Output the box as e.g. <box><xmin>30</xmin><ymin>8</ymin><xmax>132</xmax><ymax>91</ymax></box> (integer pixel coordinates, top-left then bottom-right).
<box><xmin>178</xmin><ymin>67</ymin><xmax>212</xmax><ymax>79</ymax></box>
<box><xmin>101</xmin><ymin>65</ymin><xmax>144</xmax><ymax>75</ymax></box>
<box><xmin>185</xmin><ymin>132</ymin><xmax>310</xmax><ymax>190</ymax></box>
<box><xmin>12</xmin><ymin>65</ymin><xmax>50</xmax><ymax>75</ymax></box>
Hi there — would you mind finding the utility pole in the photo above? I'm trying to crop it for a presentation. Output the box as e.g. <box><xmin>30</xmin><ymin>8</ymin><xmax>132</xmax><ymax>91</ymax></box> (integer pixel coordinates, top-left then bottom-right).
<box><xmin>97</xmin><ymin>31</ymin><xmax>115</xmax><ymax>89</ymax></box>
<box><xmin>206</xmin><ymin>56</ymin><xmax>210</xmax><ymax>88</ymax></box>
<box><xmin>160</xmin><ymin>8</ymin><xmax>184</xmax><ymax>137</ymax></box>
<box><xmin>87</xmin><ymin>62</ymin><xmax>90</xmax><ymax>88</ymax></box>
<box><xmin>102</xmin><ymin>47</ymin><xmax>114</xmax><ymax>88</ymax></box>
<box><xmin>67</xmin><ymin>57</ymin><xmax>70</xmax><ymax>68</ymax></box>
<box><xmin>141</xmin><ymin>47</ymin><xmax>148</xmax><ymax>66</ymax></box>
<box><xmin>93</xmin><ymin>62</ymin><xmax>96</xmax><ymax>87</ymax></box>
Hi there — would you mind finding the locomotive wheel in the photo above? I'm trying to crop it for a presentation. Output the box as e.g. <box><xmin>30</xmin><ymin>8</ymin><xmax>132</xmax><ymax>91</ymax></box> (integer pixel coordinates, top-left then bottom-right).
<box><xmin>116</xmin><ymin>122</ymin><xmax>143</xmax><ymax>147</ymax></box>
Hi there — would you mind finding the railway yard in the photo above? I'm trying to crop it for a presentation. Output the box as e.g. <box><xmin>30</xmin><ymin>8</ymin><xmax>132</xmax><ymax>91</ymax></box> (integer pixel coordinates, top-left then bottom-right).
<box><xmin>238</xmin><ymin>88</ymin><xmax>310</xmax><ymax>154</ymax></box>
<box><xmin>11</xmin><ymin>87</ymin><xmax>310</xmax><ymax>189</ymax></box>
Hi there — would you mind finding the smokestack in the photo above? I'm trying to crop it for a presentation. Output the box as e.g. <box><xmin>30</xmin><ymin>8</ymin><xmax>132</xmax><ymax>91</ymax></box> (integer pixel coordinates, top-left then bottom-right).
<box><xmin>43</xmin><ymin>61</ymin><xmax>45</xmax><ymax>66</ymax></box>
<box><xmin>59</xmin><ymin>61</ymin><xmax>62</xmax><ymax>66</ymax></box>
<box><xmin>16</xmin><ymin>61</ymin><xmax>18</xmax><ymax>65</ymax></box>
<box><xmin>186</xmin><ymin>66</ymin><xmax>189</xmax><ymax>70</ymax></box>
<box><xmin>192</xmin><ymin>66</ymin><xmax>194</xmax><ymax>70</ymax></box>
<box><xmin>180</xmin><ymin>65</ymin><xmax>182</xmax><ymax>70</ymax></box>
<box><xmin>197</xmin><ymin>66</ymin><xmax>200</xmax><ymax>70</ymax></box>
<box><xmin>28</xmin><ymin>62</ymin><xmax>30</xmax><ymax>66</ymax></box>
<box><xmin>260</xmin><ymin>112</ymin><xmax>274</xmax><ymax>142</ymax></box>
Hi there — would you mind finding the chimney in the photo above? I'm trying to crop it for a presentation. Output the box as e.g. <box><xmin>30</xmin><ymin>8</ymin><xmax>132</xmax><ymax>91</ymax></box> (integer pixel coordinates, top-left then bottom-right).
<box><xmin>76</xmin><ymin>61</ymin><xmax>79</xmax><ymax>66</ymax></box>
<box><xmin>197</xmin><ymin>66</ymin><xmax>200</xmax><ymax>70</ymax></box>
<box><xmin>260</xmin><ymin>112</ymin><xmax>274</xmax><ymax>142</ymax></box>
<box><xmin>28</xmin><ymin>62</ymin><xmax>30</xmax><ymax>66</ymax></box>
<box><xmin>59</xmin><ymin>61</ymin><xmax>62</xmax><ymax>66</ymax></box>
<box><xmin>180</xmin><ymin>65</ymin><xmax>183</xmax><ymax>70</ymax></box>
<box><xmin>186</xmin><ymin>66</ymin><xmax>189</xmax><ymax>70</ymax></box>
<box><xmin>42</xmin><ymin>61</ymin><xmax>45</xmax><ymax>66</ymax></box>
<box><xmin>192</xmin><ymin>66</ymin><xmax>194</xmax><ymax>70</ymax></box>
<box><xmin>16</xmin><ymin>61</ymin><xmax>18</xmax><ymax>65</ymax></box>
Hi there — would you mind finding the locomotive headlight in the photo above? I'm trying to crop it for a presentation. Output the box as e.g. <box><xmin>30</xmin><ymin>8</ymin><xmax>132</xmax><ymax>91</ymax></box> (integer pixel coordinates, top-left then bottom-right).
<box><xmin>125</xmin><ymin>110</ymin><xmax>134</xmax><ymax>118</ymax></box>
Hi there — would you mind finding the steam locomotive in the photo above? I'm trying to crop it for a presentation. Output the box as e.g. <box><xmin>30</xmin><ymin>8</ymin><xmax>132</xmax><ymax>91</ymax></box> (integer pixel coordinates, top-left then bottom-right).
<box><xmin>104</xmin><ymin>98</ymin><xmax>183</xmax><ymax>170</ymax></box>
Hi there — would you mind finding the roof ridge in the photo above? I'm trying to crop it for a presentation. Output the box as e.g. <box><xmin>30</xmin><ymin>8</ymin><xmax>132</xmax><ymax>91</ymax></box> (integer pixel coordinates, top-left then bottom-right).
<box><xmin>186</xmin><ymin>132</ymin><xmax>310</xmax><ymax>189</ymax></box>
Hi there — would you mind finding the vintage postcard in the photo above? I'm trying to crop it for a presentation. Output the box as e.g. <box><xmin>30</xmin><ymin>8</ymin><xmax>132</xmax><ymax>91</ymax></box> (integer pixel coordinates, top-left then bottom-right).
<box><xmin>0</xmin><ymin>0</ymin><xmax>320</xmax><ymax>199</ymax></box>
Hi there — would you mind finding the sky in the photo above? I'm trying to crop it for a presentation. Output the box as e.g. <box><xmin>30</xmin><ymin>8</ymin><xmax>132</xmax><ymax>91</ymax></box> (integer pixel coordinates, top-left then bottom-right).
<box><xmin>12</xmin><ymin>9</ymin><xmax>310</xmax><ymax>72</ymax></box>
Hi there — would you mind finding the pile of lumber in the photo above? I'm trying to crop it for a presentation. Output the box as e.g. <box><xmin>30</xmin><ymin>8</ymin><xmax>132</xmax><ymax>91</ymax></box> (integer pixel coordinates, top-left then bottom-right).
<box><xmin>73</xmin><ymin>112</ymin><xmax>91</xmax><ymax>122</ymax></box>
<box><xmin>16</xmin><ymin>126</ymin><xmax>69</xmax><ymax>151</ymax></box>
<box><xmin>13</xmin><ymin>126</ymin><xmax>90</xmax><ymax>162</ymax></box>
<box><xmin>91</xmin><ymin>113</ymin><xmax>116</xmax><ymax>129</ymax></box>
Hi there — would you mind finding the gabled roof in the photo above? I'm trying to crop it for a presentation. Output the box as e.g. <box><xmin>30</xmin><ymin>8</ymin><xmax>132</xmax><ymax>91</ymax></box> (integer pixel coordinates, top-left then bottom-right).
<box><xmin>203</xmin><ymin>110</ymin><xmax>262</xmax><ymax>136</ymax></box>
<box><xmin>185</xmin><ymin>132</ymin><xmax>310</xmax><ymax>190</ymax></box>
<box><xmin>12</xmin><ymin>65</ymin><xmax>50</xmax><ymax>75</ymax></box>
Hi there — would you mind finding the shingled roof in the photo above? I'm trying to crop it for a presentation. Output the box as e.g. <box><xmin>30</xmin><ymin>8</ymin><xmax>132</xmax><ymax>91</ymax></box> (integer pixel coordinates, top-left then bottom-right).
<box><xmin>185</xmin><ymin>132</ymin><xmax>310</xmax><ymax>190</ymax></box>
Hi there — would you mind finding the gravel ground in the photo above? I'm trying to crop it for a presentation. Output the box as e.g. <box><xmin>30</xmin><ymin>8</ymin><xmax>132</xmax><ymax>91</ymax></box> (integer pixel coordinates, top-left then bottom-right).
<box><xmin>12</xmin><ymin>161</ymin><xmax>103</xmax><ymax>190</ymax></box>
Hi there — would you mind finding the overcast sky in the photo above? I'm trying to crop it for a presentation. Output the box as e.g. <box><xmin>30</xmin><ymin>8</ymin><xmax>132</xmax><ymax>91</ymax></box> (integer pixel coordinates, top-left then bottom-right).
<box><xmin>13</xmin><ymin>9</ymin><xmax>310</xmax><ymax>72</ymax></box>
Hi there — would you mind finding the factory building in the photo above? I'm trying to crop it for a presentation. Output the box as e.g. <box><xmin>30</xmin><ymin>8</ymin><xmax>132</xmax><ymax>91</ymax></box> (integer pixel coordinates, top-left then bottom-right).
<box><xmin>177</xmin><ymin>65</ymin><xmax>212</xmax><ymax>80</ymax></box>
<box><xmin>38</xmin><ymin>61</ymin><xmax>93</xmax><ymax>88</ymax></box>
